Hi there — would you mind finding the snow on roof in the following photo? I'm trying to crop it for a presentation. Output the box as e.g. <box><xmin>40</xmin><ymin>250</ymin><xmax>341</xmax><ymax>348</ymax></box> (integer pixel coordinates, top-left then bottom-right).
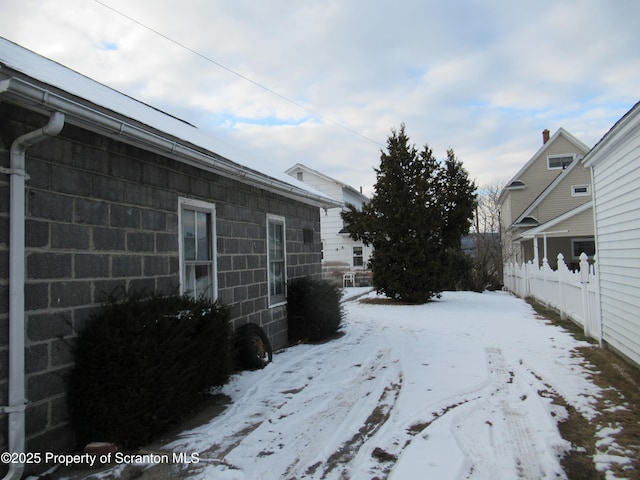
<box><xmin>0</xmin><ymin>37</ymin><xmax>336</xmax><ymax>207</ymax></box>
<box><xmin>285</xmin><ymin>162</ymin><xmax>369</xmax><ymax>202</ymax></box>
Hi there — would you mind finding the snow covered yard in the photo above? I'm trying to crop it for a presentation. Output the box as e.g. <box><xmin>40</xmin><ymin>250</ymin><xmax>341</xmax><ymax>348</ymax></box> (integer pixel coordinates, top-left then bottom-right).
<box><xmin>160</xmin><ymin>289</ymin><xmax>606</xmax><ymax>480</ymax></box>
<box><xmin>56</xmin><ymin>290</ymin><xmax>638</xmax><ymax>479</ymax></box>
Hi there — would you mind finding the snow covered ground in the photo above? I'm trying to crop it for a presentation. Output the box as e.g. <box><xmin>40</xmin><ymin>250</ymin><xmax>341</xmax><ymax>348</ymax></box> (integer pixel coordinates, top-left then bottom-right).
<box><xmin>61</xmin><ymin>289</ymin><xmax>627</xmax><ymax>479</ymax></box>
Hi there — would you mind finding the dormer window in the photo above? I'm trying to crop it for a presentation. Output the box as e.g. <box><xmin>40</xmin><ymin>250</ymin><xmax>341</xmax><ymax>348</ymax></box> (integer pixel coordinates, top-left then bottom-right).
<box><xmin>548</xmin><ymin>154</ymin><xmax>574</xmax><ymax>170</ymax></box>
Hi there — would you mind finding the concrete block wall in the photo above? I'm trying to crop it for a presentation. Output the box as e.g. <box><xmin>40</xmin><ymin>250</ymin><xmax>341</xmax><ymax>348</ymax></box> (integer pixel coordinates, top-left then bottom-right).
<box><xmin>0</xmin><ymin>104</ymin><xmax>321</xmax><ymax>460</ymax></box>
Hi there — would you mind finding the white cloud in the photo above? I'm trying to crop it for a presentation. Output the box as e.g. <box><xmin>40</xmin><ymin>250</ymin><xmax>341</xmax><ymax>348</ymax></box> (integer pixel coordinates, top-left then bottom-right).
<box><xmin>1</xmin><ymin>0</ymin><xmax>638</xmax><ymax>194</ymax></box>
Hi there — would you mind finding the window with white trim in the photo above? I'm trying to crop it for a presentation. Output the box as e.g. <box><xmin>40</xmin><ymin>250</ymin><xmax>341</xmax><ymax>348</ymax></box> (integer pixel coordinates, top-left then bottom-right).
<box><xmin>267</xmin><ymin>215</ymin><xmax>287</xmax><ymax>306</ymax></box>
<box><xmin>547</xmin><ymin>154</ymin><xmax>574</xmax><ymax>170</ymax></box>
<box><xmin>571</xmin><ymin>184</ymin><xmax>590</xmax><ymax>197</ymax></box>
<box><xmin>353</xmin><ymin>246</ymin><xmax>364</xmax><ymax>267</ymax></box>
<box><xmin>572</xmin><ymin>238</ymin><xmax>595</xmax><ymax>259</ymax></box>
<box><xmin>179</xmin><ymin>198</ymin><xmax>216</xmax><ymax>300</ymax></box>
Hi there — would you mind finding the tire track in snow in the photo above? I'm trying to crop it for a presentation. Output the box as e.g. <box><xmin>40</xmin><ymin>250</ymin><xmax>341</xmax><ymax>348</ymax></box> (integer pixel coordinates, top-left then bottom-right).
<box><xmin>454</xmin><ymin>347</ymin><xmax>560</xmax><ymax>479</ymax></box>
<box><xmin>393</xmin><ymin>347</ymin><xmax>564</xmax><ymax>479</ymax></box>
<box><xmin>164</xmin><ymin>338</ymin><xmax>358</xmax><ymax>461</ymax></box>
<box><xmin>272</xmin><ymin>347</ymin><xmax>400</xmax><ymax>479</ymax></box>
<box><xmin>474</xmin><ymin>348</ymin><xmax>545</xmax><ymax>479</ymax></box>
<box><xmin>318</xmin><ymin>369</ymin><xmax>403</xmax><ymax>479</ymax></box>
<box><xmin>172</xmin><ymin>321</ymin><xmax>402</xmax><ymax>479</ymax></box>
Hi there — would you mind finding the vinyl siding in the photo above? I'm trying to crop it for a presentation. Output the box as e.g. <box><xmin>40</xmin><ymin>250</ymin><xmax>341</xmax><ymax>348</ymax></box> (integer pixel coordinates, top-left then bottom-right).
<box><xmin>558</xmin><ymin>208</ymin><xmax>595</xmax><ymax>238</ymax></box>
<box><xmin>288</xmin><ymin>166</ymin><xmax>372</xmax><ymax>270</ymax></box>
<box><xmin>298</xmin><ymin>170</ymin><xmax>344</xmax><ymax>201</ymax></box>
<box><xmin>536</xmin><ymin>165</ymin><xmax>592</xmax><ymax>224</ymax></box>
<box><xmin>504</xmin><ymin>134</ymin><xmax>589</xmax><ymax>225</ymax></box>
<box><xmin>591</xmin><ymin>124</ymin><xmax>640</xmax><ymax>366</ymax></box>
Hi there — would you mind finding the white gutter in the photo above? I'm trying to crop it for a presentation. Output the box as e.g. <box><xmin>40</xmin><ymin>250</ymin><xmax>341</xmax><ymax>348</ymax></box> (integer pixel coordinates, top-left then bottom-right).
<box><xmin>0</xmin><ymin>76</ymin><xmax>340</xmax><ymax>209</ymax></box>
<box><xmin>2</xmin><ymin>112</ymin><xmax>65</xmax><ymax>480</ymax></box>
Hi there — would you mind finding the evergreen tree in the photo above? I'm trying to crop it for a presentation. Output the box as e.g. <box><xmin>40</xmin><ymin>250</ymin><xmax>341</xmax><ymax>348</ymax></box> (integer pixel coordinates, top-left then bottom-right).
<box><xmin>441</xmin><ymin>149</ymin><xmax>478</xmax><ymax>250</ymax></box>
<box><xmin>342</xmin><ymin>124</ymin><xmax>477</xmax><ymax>302</ymax></box>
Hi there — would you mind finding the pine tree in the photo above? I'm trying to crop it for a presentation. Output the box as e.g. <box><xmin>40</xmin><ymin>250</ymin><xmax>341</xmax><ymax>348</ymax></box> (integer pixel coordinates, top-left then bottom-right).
<box><xmin>342</xmin><ymin>124</ymin><xmax>477</xmax><ymax>302</ymax></box>
<box><xmin>440</xmin><ymin>149</ymin><xmax>478</xmax><ymax>250</ymax></box>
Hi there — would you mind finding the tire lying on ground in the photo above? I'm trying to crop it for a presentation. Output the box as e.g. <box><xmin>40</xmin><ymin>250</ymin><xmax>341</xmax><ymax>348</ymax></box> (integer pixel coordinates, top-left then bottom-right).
<box><xmin>235</xmin><ymin>323</ymin><xmax>273</xmax><ymax>370</ymax></box>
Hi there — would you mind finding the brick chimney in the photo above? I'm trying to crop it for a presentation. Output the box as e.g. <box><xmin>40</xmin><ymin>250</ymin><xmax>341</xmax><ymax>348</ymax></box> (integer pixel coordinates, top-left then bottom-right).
<box><xmin>542</xmin><ymin>129</ymin><xmax>550</xmax><ymax>144</ymax></box>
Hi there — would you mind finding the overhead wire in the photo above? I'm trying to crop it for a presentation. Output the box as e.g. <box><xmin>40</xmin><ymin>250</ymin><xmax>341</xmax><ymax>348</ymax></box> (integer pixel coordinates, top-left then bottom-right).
<box><xmin>94</xmin><ymin>0</ymin><xmax>384</xmax><ymax>148</ymax></box>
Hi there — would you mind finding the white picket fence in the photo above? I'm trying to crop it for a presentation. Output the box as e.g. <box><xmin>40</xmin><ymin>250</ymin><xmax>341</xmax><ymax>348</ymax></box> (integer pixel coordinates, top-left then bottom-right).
<box><xmin>503</xmin><ymin>252</ymin><xmax>602</xmax><ymax>344</ymax></box>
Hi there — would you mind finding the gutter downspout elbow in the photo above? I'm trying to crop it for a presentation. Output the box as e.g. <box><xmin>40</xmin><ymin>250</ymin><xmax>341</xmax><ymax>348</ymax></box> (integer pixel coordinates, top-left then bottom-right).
<box><xmin>3</xmin><ymin>112</ymin><xmax>65</xmax><ymax>480</ymax></box>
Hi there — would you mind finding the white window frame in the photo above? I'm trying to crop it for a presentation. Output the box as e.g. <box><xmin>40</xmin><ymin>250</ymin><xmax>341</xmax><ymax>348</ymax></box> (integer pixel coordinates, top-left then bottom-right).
<box><xmin>547</xmin><ymin>154</ymin><xmax>574</xmax><ymax>170</ymax></box>
<box><xmin>267</xmin><ymin>214</ymin><xmax>287</xmax><ymax>307</ymax></box>
<box><xmin>178</xmin><ymin>197</ymin><xmax>217</xmax><ymax>300</ymax></box>
<box><xmin>571</xmin><ymin>184</ymin><xmax>590</xmax><ymax>197</ymax></box>
<box><xmin>352</xmin><ymin>246</ymin><xmax>364</xmax><ymax>267</ymax></box>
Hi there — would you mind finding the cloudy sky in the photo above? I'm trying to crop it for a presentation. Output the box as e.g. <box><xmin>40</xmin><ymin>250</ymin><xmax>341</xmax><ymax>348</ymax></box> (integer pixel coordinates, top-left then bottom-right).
<box><xmin>2</xmin><ymin>0</ymin><xmax>639</xmax><ymax>196</ymax></box>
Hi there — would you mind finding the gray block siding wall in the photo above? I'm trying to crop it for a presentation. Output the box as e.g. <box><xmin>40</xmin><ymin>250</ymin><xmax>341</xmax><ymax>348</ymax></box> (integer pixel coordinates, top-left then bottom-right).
<box><xmin>0</xmin><ymin>104</ymin><xmax>321</xmax><ymax>460</ymax></box>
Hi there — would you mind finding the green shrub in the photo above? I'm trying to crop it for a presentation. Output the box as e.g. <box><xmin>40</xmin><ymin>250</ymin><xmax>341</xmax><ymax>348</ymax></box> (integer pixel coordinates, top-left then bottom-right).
<box><xmin>68</xmin><ymin>291</ymin><xmax>232</xmax><ymax>449</ymax></box>
<box><xmin>287</xmin><ymin>277</ymin><xmax>343</xmax><ymax>343</ymax></box>
<box><xmin>441</xmin><ymin>248</ymin><xmax>475</xmax><ymax>291</ymax></box>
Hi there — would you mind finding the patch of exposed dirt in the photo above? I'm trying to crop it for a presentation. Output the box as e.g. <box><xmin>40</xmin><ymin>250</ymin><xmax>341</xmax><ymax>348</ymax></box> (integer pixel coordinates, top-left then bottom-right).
<box><xmin>320</xmin><ymin>379</ymin><xmax>402</xmax><ymax>479</ymax></box>
<box><xmin>358</xmin><ymin>297</ymin><xmax>432</xmax><ymax>306</ymax></box>
<box><xmin>527</xmin><ymin>299</ymin><xmax>640</xmax><ymax>479</ymax></box>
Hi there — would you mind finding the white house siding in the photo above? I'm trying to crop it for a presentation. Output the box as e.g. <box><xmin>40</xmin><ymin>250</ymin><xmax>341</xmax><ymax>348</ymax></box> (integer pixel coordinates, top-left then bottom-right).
<box><xmin>585</xmin><ymin>103</ymin><xmax>640</xmax><ymax>367</ymax></box>
<box><xmin>285</xmin><ymin>164</ymin><xmax>372</xmax><ymax>279</ymax></box>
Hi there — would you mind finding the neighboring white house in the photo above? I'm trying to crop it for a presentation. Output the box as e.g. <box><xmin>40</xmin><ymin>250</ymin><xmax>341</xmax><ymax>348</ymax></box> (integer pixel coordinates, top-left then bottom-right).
<box><xmin>286</xmin><ymin>163</ymin><xmax>372</xmax><ymax>284</ymax></box>
<box><xmin>583</xmin><ymin>100</ymin><xmax>640</xmax><ymax>368</ymax></box>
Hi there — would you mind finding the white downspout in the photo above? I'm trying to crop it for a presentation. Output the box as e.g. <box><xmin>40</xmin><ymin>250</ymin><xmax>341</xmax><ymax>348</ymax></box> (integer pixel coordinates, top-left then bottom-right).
<box><xmin>2</xmin><ymin>112</ymin><xmax>65</xmax><ymax>480</ymax></box>
<box><xmin>589</xmin><ymin>166</ymin><xmax>604</xmax><ymax>347</ymax></box>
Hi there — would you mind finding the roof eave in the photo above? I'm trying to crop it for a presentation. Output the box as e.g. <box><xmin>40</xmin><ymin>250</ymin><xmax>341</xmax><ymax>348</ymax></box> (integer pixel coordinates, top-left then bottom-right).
<box><xmin>519</xmin><ymin>201</ymin><xmax>593</xmax><ymax>238</ymax></box>
<box><xmin>583</xmin><ymin>100</ymin><xmax>640</xmax><ymax>168</ymax></box>
<box><xmin>0</xmin><ymin>75</ymin><xmax>340</xmax><ymax>209</ymax></box>
<box><xmin>287</xmin><ymin>162</ymin><xmax>369</xmax><ymax>203</ymax></box>
<box><xmin>502</xmin><ymin>128</ymin><xmax>590</xmax><ymax>196</ymax></box>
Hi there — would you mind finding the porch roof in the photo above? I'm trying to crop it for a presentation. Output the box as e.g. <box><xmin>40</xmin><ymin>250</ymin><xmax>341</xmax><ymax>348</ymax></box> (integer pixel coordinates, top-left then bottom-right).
<box><xmin>515</xmin><ymin>201</ymin><xmax>593</xmax><ymax>241</ymax></box>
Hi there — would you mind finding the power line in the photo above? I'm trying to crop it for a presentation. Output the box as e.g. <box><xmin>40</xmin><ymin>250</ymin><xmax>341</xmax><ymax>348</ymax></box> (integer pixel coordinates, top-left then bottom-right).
<box><xmin>94</xmin><ymin>0</ymin><xmax>384</xmax><ymax>148</ymax></box>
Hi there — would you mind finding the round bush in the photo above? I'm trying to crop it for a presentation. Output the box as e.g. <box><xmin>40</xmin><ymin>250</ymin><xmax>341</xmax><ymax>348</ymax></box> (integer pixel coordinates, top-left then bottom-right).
<box><xmin>67</xmin><ymin>292</ymin><xmax>232</xmax><ymax>449</ymax></box>
<box><xmin>287</xmin><ymin>277</ymin><xmax>343</xmax><ymax>343</ymax></box>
